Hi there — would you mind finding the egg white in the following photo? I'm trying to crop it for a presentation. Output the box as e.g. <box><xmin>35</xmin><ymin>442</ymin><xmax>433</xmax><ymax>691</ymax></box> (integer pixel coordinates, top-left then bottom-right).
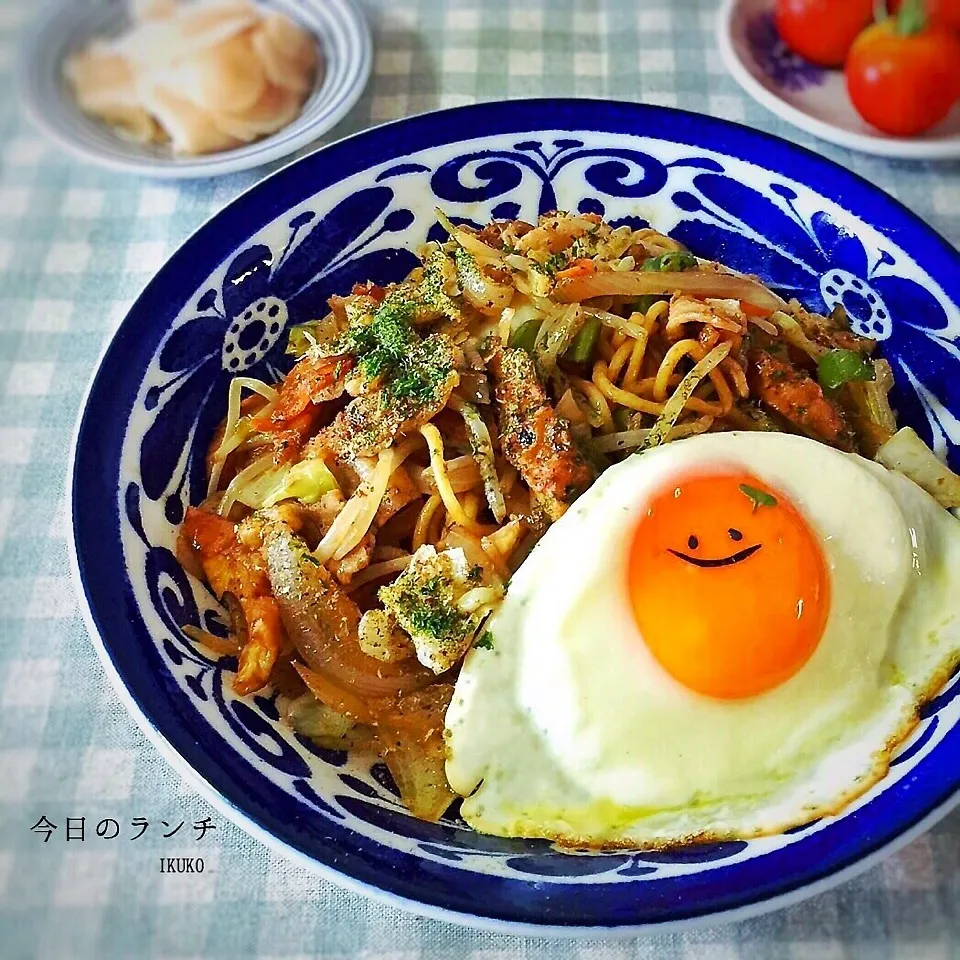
<box><xmin>445</xmin><ymin>432</ymin><xmax>960</xmax><ymax>846</ymax></box>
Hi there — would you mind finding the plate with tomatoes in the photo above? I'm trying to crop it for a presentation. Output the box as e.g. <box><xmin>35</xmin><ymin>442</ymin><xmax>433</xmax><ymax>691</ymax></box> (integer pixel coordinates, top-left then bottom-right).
<box><xmin>718</xmin><ymin>0</ymin><xmax>960</xmax><ymax>159</ymax></box>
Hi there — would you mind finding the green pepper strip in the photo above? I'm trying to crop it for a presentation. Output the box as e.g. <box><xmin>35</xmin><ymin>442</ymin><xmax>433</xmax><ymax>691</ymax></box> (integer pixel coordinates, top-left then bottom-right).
<box><xmin>642</xmin><ymin>251</ymin><xmax>698</xmax><ymax>273</ymax></box>
<box><xmin>564</xmin><ymin>315</ymin><xmax>601</xmax><ymax>364</ymax></box>
<box><xmin>612</xmin><ymin>407</ymin><xmax>632</xmax><ymax>431</ymax></box>
<box><xmin>509</xmin><ymin>318</ymin><xmax>542</xmax><ymax>353</ymax></box>
<box><xmin>817</xmin><ymin>349</ymin><xmax>875</xmax><ymax>392</ymax></box>
<box><xmin>630</xmin><ymin>294</ymin><xmax>667</xmax><ymax>315</ymax></box>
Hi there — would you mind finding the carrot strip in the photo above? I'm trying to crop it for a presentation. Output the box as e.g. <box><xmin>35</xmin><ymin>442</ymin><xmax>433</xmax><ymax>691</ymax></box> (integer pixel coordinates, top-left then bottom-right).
<box><xmin>555</xmin><ymin>258</ymin><xmax>597</xmax><ymax>282</ymax></box>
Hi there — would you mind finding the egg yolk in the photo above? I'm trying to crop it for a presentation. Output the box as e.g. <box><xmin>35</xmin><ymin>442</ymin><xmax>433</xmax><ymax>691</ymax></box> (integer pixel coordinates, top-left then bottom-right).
<box><xmin>627</xmin><ymin>471</ymin><xmax>829</xmax><ymax>700</ymax></box>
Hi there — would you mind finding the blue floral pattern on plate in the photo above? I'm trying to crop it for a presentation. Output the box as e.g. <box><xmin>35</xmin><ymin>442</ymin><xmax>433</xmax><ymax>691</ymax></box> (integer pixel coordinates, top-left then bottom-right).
<box><xmin>71</xmin><ymin>101</ymin><xmax>960</xmax><ymax>933</ymax></box>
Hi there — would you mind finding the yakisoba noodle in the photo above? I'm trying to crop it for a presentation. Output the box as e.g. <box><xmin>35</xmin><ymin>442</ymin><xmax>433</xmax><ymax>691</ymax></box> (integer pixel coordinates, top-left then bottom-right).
<box><xmin>176</xmin><ymin>209</ymin><xmax>960</xmax><ymax>822</ymax></box>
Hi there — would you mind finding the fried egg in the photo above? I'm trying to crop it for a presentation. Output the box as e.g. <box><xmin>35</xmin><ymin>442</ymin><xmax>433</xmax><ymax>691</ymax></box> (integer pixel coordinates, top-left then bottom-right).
<box><xmin>445</xmin><ymin>432</ymin><xmax>960</xmax><ymax>846</ymax></box>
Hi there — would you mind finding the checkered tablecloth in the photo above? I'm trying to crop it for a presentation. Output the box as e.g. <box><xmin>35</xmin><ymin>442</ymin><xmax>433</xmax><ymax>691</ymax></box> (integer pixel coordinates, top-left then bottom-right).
<box><xmin>1</xmin><ymin>0</ymin><xmax>958</xmax><ymax>956</ymax></box>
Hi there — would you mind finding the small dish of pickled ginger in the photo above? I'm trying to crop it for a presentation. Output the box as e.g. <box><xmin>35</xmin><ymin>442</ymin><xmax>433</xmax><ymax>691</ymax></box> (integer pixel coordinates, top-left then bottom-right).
<box><xmin>17</xmin><ymin>0</ymin><xmax>370</xmax><ymax>177</ymax></box>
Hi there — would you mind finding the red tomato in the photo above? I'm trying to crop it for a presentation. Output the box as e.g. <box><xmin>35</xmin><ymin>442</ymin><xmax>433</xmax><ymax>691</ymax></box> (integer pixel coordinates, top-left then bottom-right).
<box><xmin>775</xmin><ymin>0</ymin><xmax>874</xmax><ymax>67</ymax></box>
<box><xmin>889</xmin><ymin>0</ymin><xmax>960</xmax><ymax>32</ymax></box>
<box><xmin>846</xmin><ymin>17</ymin><xmax>960</xmax><ymax>136</ymax></box>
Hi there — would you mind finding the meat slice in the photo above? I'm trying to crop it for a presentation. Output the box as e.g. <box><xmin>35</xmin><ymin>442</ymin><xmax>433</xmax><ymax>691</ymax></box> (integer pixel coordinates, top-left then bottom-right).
<box><xmin>182</xmin><ymin>506</ymin><xmax>283</xmax><ymax>695</ymax></box>
<box><xmin>251</xmin><ymin>353</ymin><xmax>351</xmax><ymax>432</ymax></box>
<box><xmin>318</xmin><ymin>335</ymin><xmax>459</xmax><ymax>460</ymax></box>
<box><xmin>183</xmin><ymin>506</ymin><xmax>270</xmax><ymax>599</ymax></box>
<box><xmin>748</xmin><ymin>349</ymin><xmax>853</xmax><ymax>450</ymax></box>
<box><xmin>232</xmin><ymin>595</ymin><xmax>284</xmax><ymax>696</ymax></box>
<box><xmin>490</xmin><ymin>348</ymin><xmax>594</xmax><ymax>520</ymax></box>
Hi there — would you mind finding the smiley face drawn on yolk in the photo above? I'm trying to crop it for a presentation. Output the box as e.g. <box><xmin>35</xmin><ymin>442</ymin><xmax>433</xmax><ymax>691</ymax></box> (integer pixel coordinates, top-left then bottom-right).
<box><xmin>627</xmin><ymin>471</ymin><xmax>830</xmax><ymax>700</ymax></box>
<box><xmin>667</xmin><ymin>537</ymin><xmax>762</xmax><ymax>567</ymax></box>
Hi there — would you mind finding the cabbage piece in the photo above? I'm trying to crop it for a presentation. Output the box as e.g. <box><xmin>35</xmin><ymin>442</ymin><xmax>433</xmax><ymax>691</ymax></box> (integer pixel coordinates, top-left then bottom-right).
<box><xmin>220</xmin><ymin>453</ymin><xmax>280</xmax><ymax>514</ymax></box>
<box><xmin>285</xmin><ymin>692</ymin><xmax>376</xmax><ymax>750</ymax></box>
<box><xmin>286</xmin><ymin>692</ymin><xmax>355</xmax><ymax>738</ymax></box>
<box><xmin>261</xmin><ymin>458</ymin><xmax>338</xmax><ymax>507</ymax></box>
<box><xmin>285</xmin><ymin>316</ymin><xmax>342</xmax><ymax>357</ymax></box>
<box><xmin>224</xmin><ymin>456</ymin><xmax>338</xmax><ymax>513</ymax></box>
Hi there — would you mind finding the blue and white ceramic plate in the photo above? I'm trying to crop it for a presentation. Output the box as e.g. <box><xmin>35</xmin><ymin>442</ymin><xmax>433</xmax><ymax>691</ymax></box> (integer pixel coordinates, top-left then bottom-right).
<box><xmin>718</xmin><ymin>0</ymin><xmax>960</xmax><ymax>160</ymax></box>
<box><xmin>69</xmin><ymin>99</ymin><xmax>960</xmax><ymax>935</ymax></box>
<box><xmin>17</xmin><ymin>0</ymin><xmax>370</xmax><ymax>178</ymax></box>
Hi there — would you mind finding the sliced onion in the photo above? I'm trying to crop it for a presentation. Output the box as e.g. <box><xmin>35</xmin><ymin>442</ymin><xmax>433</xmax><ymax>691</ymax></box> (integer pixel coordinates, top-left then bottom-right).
<box><xmin>293</xmin><ymin>662</ymin><xmax>378</xmax><ymax>724</ymax></box>
<box><xmin>589</xmin><ymin>428</ymin><xmax>650</xmax><ymax>454</ymax></box>
<box><xmin>877</xmin><ymin>427</ymin><xmax>960</xmax><ymax>509</ymax></box>
<box><xmin>454</xmin><ymin>399</ymin><xmax>507</xmax><ymax>523</ymax></box>
<box><xmin>452</xmin><ymin>228</ymin><xmax>505</xmax><ymax>264</ymax></box>
<box><xmin>314</xmin><ymin>447</ymin><xmax>396</xmax><ymax>563</ymax></box>
<box><xmin>346</xmin><ymin>554</ymin><xmax>414</xmax><ymax>592</ymax></box>
<box><xmin>453</xmin><ymin>247</ymin><xmax>514</xmax><ymax>316</ymax></box>
<box><xmin>589</xmin><ymin>416</ymin><xmax>715</xmax><ymax>454</ymax></box>
<box><xmin>442</xmin><ymin>527</ymin><xmax>502</xmax><ymax>587</ymax></box>
<box><xmin>555</xmin><ymin>269</ymin><xmax>786</xmax><ymax>312</ymax></box>
<box><xmin>584</xmin><ymin>307</ymin><xmax>647</xmax><ymax>341</ymax></box>
<box><xmin>376</xmin><ymin>685</ymin><xmax>456</xmax><ymax>821</ymax></box>
<box><xmin>556</xmin><ymin>387</ymin><xmax>589</xmax><ymax>425</ymax></box>
<box><xmin>536</xmin><ymin>303</ymin><xmax>584</xmax><ymax>375</ymax></box>
<box><xmin>217</xmin><ymin>451</ymin><xmax>276</xmax><ymax>517</ymax></box>
<box><xmin>183</xmin><ymin>624</ymin><xmax>240</xmax><ymax>656</ymax></box>
<box><xmin>641</xmin><ymin>343</ymin><xmax>731</xmax><ymax>451</ymax></box>
<box><xmin>481</xmin><ymin>517</ymin><xmax>527</xmax><ymax>563</ymax></box>
<box><xmin>372</xmin><ymin>545</ymin><xmax>411</xmax><ymax>562</ymax></box>
<box><xmin>267</xmin><ymin>528</ymin><xmax>436</xmax><ymax>698</ymax></box>
<box><xmin>747</xmin><ymin>313</ymin><xmax>779</xmax><ymax>336</ymax></box>
<box><xmin>772</xmin><ymin>310</ymin><xmax>827</xmax><ymax>360</ymax></box>
<box><xmin>412</xmin><ymin>456</ymin><xmax>482</xmax><ymax>494</ymax></box>
<box><xmin>504</xmin><ymin>253</ymin><xmax>532</xmax><ymax>272</ymax></box>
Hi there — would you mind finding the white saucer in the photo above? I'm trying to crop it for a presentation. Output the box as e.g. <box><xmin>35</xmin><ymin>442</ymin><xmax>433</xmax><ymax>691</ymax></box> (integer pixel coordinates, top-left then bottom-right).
<box><xmin>717</xmin><ymin>0</ymin><xmax>960</xmax><ymax>160</ymax></box>
<box><xmin>17</xmin><ymin>0</ymin><xmax>371</xmax><ymax>178</ymax></box>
